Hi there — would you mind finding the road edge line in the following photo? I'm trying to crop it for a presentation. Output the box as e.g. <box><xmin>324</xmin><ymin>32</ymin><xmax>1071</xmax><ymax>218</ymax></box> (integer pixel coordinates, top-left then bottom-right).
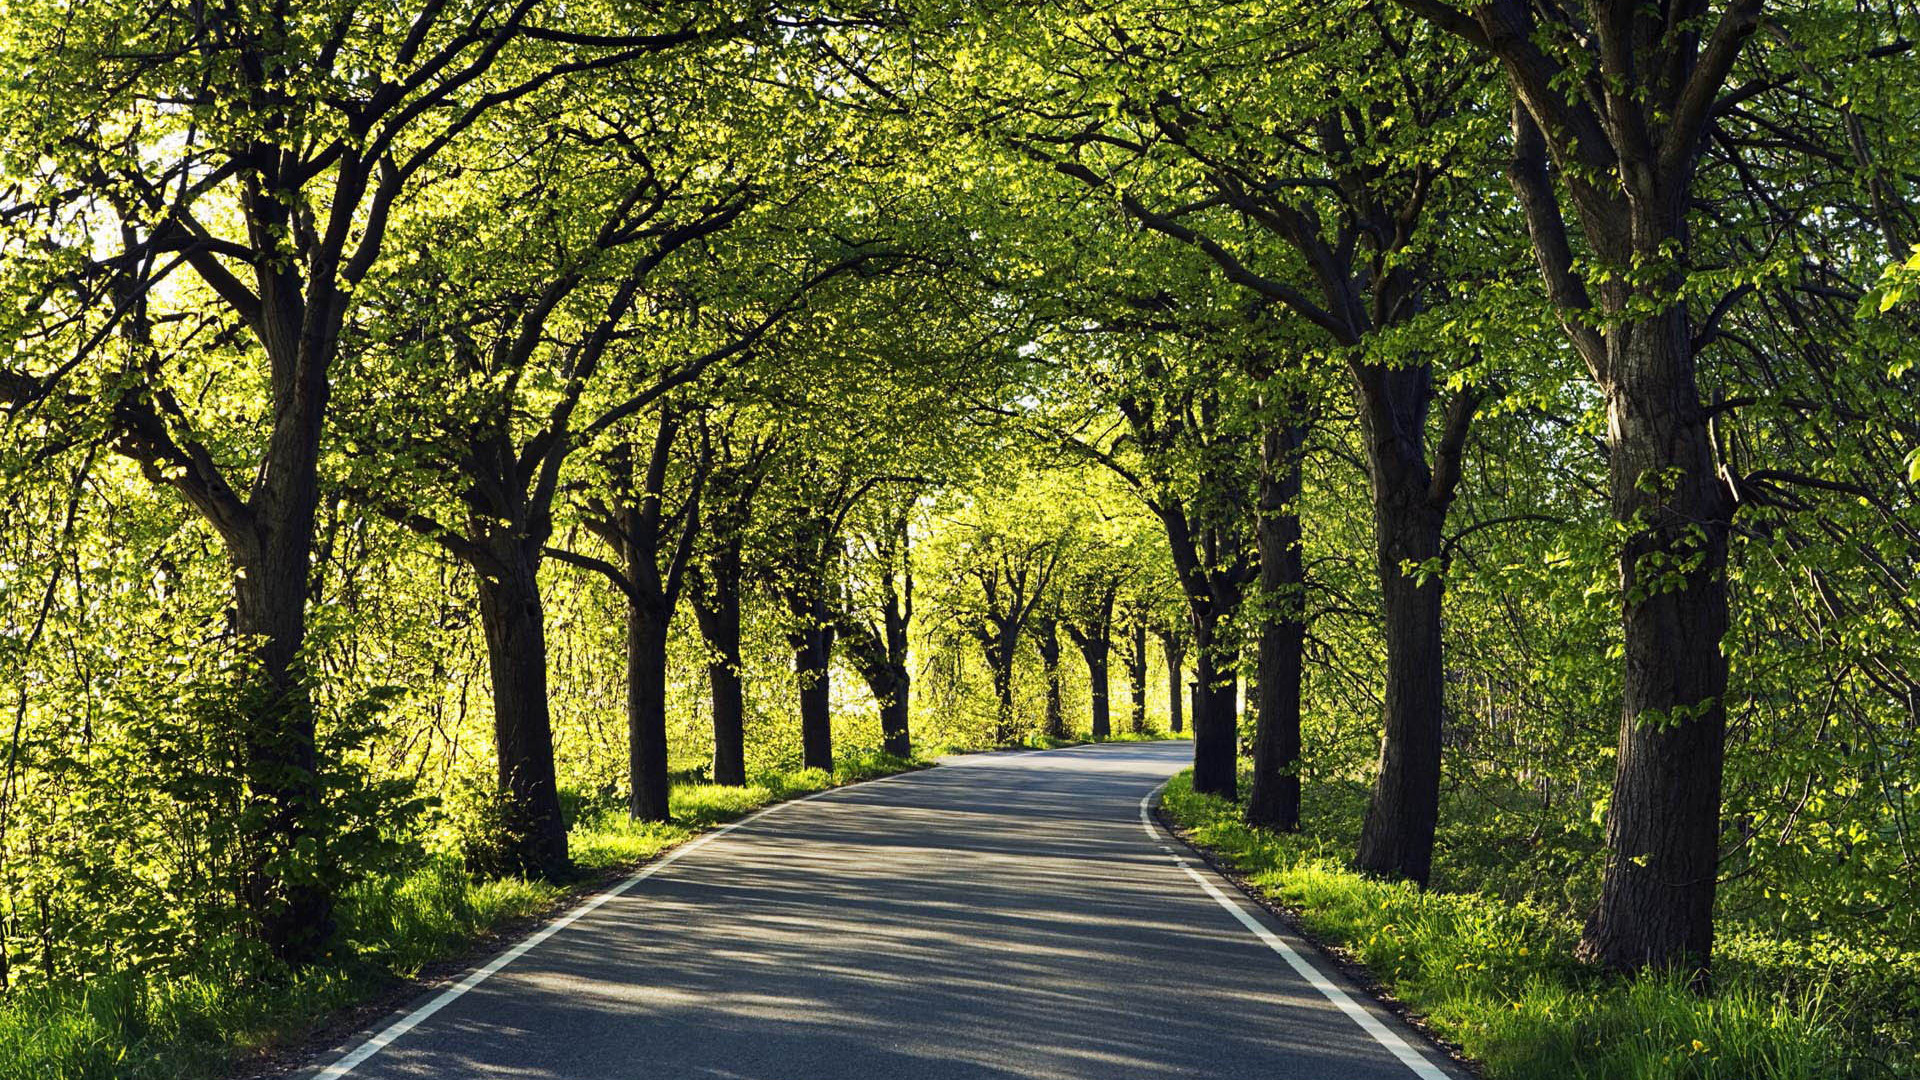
<box><xmin>1136</xmin><ymin>782</ymin><xmax>1453</xmax><ymax>1080</ymax></box>
<box><xmin>312</xmin><ymin>765</ymin><xmax>928</xmax><ymax>1079</ymax></box>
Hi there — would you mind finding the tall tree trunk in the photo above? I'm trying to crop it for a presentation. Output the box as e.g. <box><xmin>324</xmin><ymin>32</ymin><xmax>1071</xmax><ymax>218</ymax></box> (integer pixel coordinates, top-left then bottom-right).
<box><xmin>1353</xmin><ymin>473</ymin><xmax>1446</xmax><ymax>883</ymax></box>
<box><xmin>1165</xmin><ymin>530</ymin><xmax>1247</xmax><ymax>798</ymax></box>
<box><xmin>603</xmin><ymin>417</ymin><xmax>704</xmax><ymax>820</ymax></box>
<box><xmin>1191</xmin><ymin>617</ymin><xmax>1239</xmax><ymax>797</ymax></box>
<box><xmin>195</xmin><ymin>309</ymin><xmax>339</xmax><ymax>962</ymax></box>
<box><xmin>474</xmin><ymin>550</ymin><xmax>569</xmax><ymax>878</ymax></box>
<box><xmin>83</xmin><ymin>142</ymin><xmax>368</xmax><ymax>966</ymax></box>
<box><xmin>626</xmin><ymin>600</ymin><xmax>672</xmax><ymax>823</ymax></box>
<box><xmin>710</xmin><ymin>655</ymin><xmax>746</xmax><ymax>784</ymax></box>
<box><xmin>792</xmin><ymin>607</ymin><xmax>835</xmax><ymax>772</ymax></box>
<box><xmin>843</xmin><ymin>619</ymin><xmax>912</xmax><ymax>759</ymax></box>
<box><xmin>693</xmin><ymin>553</ymin><xmax>747</xmax><ymax>786</ymax></box>
<box><xmin>1160</xmin><ymin>634</ymin><xmax>1185</xmax><ymax>734</ymax></box>
<box><xmin>881</xmin><ymin>558</ymin><xmax>913</xmax><ymax>758</ymax></box>
<box><xmin>1247</xmin><ymin>420</ymin><xmax>1307</xmax><ymax>831</ymax></box>
<box><xmin>989</xmin><ymin>640</ymin><xmax>1017</xmax><ymax>744</ymax></box>
<box><xmin>1078</xmin><ymin>638</ymin><xmax>1111</xmax><ymax>738</ymax></box>
<box><xmin>978</xmin><ymin>620</ymin><xmax>1022</xmax><ymax>745</ymax></box>
<box><xmin>1125</xmin><ymin>623</ymin><xmax>1148</xmax><ymax>734</ymax></box>
<box><xmin>1039</xmin><ymin>618</ymin><xmax>1066</xmax><ymax>739</ymax></box>
<box><xmin>232</xmin><ymin>528</ymin><xmax>331</xmax><ymax>961</ymax></box>
<box><xmin>1578</xmin><ymin>312</ymin><xmax>1731</xmax><ymax>980</ymax></box>
<box><xmin>1493</xmin><ymin>94</ymin><xmax>1740</xmax><ymax>979</ymax></box>
<box><xmin>1350</xmin><ymin>360</ymin><xmax>1462</xmax><ymax>887</ymax></box>
<box><xmin>879</xmin><ymin>673</ymin><xmax>911</xmax><ymax>758</ymax></box>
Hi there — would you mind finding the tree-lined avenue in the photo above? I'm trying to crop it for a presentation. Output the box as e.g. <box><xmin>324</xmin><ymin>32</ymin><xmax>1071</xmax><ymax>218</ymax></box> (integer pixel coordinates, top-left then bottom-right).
<box><xmin>303</xmin><ymin>742</ymin><xmax>1459</xmax><ymax>1080</ymax></box>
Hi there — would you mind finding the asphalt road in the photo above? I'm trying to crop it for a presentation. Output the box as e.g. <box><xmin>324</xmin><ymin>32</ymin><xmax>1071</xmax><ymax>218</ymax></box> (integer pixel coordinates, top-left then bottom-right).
<box><xmin>304</xmin><ymin>741</ymin><xmax>1464</xmax><ymax>1080</ymax></box>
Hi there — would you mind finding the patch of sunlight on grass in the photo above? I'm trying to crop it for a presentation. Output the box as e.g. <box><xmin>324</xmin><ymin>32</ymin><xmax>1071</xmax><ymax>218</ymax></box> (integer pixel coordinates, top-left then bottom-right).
<box><xmin>1157</xmin><ymin>770</ymin><xmax>1903</xmax><ymax>1080</ymax></box>
<box><xmin>571</xmin><ymin>754</ymin><xmax>924</xmax><ymax>870</ymax></box>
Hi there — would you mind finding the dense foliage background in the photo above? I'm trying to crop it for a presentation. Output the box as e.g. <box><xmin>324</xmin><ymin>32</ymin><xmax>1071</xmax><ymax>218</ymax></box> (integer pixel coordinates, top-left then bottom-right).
<box><xmin>0</xmin><ymin>0</ymin><xmax>1915</xmax><ymax>1076</ymax></box>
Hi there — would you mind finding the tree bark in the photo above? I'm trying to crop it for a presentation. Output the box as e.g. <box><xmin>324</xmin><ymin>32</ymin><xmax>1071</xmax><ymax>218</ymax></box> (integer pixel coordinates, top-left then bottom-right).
<box><xmin>842</xmin><ymin>615</ymin><xmax>912</xmax><ymax>759</ymax></box>
<box><xmin>232</xmin><ymin>529</ymin><xmax>332</xmax><ymax>961</ymax></box>
<box><xmin>790</xmin><ymin>602</ymin><xmax>835</xmax><ymax>772</ymax></box>
<box><xmin>1191</xmin><ymin>615</ymin><xmax>1239</xmax><ymax>797</ymax></box>
<box><xmin>1353</xmin><ymin>465</ymin><xmax>1447</xmax><ymax>884</ymax></box>
<box><xmin>1159</xmin><ymin>634</ymin><xmax>1186</xmax><ymax>734</ymax></box>
<box><xmin>1577</xmin><ymin>311</ymin><xmax>1731</xmax><ymax>981</ymax></box>
<box><xmin>710</xmin><ymin>655</ymin><xmax>747</xmax><ymax>784</ymax></box>
<box><xmin>979</xmin><ymin>623</ymin><xmax>1020</xmax><ymax>743</ymax></box>
<box><xmin>1495</xmin><ymin>86</ymin><xmax>1741</xmax><ymax>979</ymax></box>
<box><xmin>1125</xmin><ymin>622</ymin><xmax>1149</xmax><ymax>734</ymax></box>
<box><xmin>1112</xmin><ymin>372</ymin><xmax>1254</xmax><ymax>799</ymax></box>
<box><xmin>586</xmin><ymin>419</ymin><xmax>704</xmax><ymax>822</ymax></box>
<box><xmin>990</xmin><ymin>652</ymin><xmax>1017</xmax><ymax>743</ymax></box>
<box><xmin>693</xmin><ymin>549</ymin><xmax>747</xmax><ymax>786</ymax></box>
<box><xmin>626</xmin><ymin>600</ymin><xmax>672</xmax><ymax>822</ymax></box>
<box><xmin>1156</xmin><ymin>514</ymin><xmax>1248</xmax><ymax>799</ymax></box>
<box><xmin>1075</xmin><ymin>635</ymin><xmax>1111</xmax><ymax>738</ymax></box>
<box><xmin>1246</xmin><ymin>419</ymin><xmax>1307</xmax><ymax>831</ymax></box>
<box><xmin>1347</xmin><ymin>356</ymin><xmax>1470</xmax><ymax>887</ymax></box>
<box><xmin>1038</xmin><ymin>617</ymin><xmax>1066</xmax><ymax>739</ymax></box>
<box><xmin>879</xmin><ymin>678</ymin><xmax>911</xmax><ymax>758</ymax></box>
<box><xmin>776</xmin><ymin>500</ymin><xmax>843</xmax><ymax>774</ymax></box>
<box><xmin>879</xmin><ymin>545</ymin><xmax>914</xmax><ymax>759</ymax></box>
<box><xmin>102</xmin><ymin>228</ymin><xmax>347</xmax><ymax>962</ymax></box>
<box><xmin>1066</xmin><ymin>588</ymin><xmax>1116</xmax><ymax>740</ymax></box>
<box><xmin>474</xmin><ymin>551</ymin><xmax>569</xmax><ymax>879</ymax></box>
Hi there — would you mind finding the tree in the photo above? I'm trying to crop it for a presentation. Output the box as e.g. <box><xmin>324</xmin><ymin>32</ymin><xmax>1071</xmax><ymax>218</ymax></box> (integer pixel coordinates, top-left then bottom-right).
<box><xmin>1381</xmin><ymin>0</ymin><xmax>1879</xmax><ymax>979</ymax></box>
<box><xmin>946</xmin><ymin>498</ymin><xmax>1064</xmax><ymax>743</ymax></box>
<box><xmin>840</xmin><ymin>491</ymin><xmax>920</xmax><ymax>758</ymax></box>
<box><xmin>1155</xmin><ymin>620</ymin><xmax>1189</xmax><ymax>735</ymax></box>
<box><xmin>963</xmin><ymin>0</ymin><xmax>1506</xmax><ymax>882</ymax></box>
<box><xmin>1111</xmin><ymin>512</ymin><xmax>1178</xmax><ymax>737</ymax></box>
<box><xmin>562</xmin><ymin>409</ymin><xmax>708</xmax><ymax>823</ymax></box>
<box><xmin>1063</xmin><ymin>573</ymin><xmax>1120</xmax><ymax>740</ymax></box>
<box><xmin>1245</xmin><ymin>384</ymin><xmax>1313</xmax><ymax>831</ymax></box>
<box><xmin>1100</xmin><ymin>345</ymin><xmax>1260</xmax><ymax>795</ymax></box>
<box><xmin>0</xmin><ymin>0</ymin><xmax>752</xmax><ymax>959</ymax></box>
<box><xmin>342</xmin><ymin>58</ymin><xmax>888</xmax><ymax>868</ymax></box>
<box><xmin>762</xmin><ymin>459</ymin><xmax>915</xmax><ymax>771</ymax></box>
<box><xmin>1120</xmin><ymin>619</ymin><xmax>1150</xmax><ymax>735</ymax></box>
<box><xmin>688</xmin><ymin>418</ymin><xmax>780</xmax><ymax>786</ymax></box>
<box><xmin>1034</xmin><ymin>601</ymin><xmax>1071</xmax><ymax>740</ymax></box>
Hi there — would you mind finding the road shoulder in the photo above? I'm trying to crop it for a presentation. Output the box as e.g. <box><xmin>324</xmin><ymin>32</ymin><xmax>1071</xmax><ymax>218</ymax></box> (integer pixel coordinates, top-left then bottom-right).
<box><xmin>1148</xmin><ymin>787</ymin><xmax>1483</xmax><ymax>1080</ymax></box>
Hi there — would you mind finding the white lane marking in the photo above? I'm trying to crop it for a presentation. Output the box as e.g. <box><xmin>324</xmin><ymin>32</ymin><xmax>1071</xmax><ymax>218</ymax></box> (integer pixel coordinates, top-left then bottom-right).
<box><xmin>315</xmin><ymin>769</ymin><xmax>924</xmax><ymax>1079</ymax></box>
<box><xmin>1137</xmin><ymin>785</ymin><xmax>1452</xmax><ymax>1080</ymax></box>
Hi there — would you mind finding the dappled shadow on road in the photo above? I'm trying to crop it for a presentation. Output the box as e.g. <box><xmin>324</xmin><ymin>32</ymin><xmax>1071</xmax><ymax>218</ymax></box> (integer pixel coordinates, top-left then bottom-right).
<box><xmin>346</xmin><ymin>743</ymin><xmax>1420</xmax><ymax>1080</ymax></box>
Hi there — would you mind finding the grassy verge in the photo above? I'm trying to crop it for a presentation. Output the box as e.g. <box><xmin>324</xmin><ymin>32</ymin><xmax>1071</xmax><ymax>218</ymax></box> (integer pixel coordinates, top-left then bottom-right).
<box><xmin>0</xmin><ymin>751</ymin><xmax>923</xmax><ymax>1080</ymax></box>
<box><xmin>1015</xmin><ymin>730</ymin><xmax>1187</xmax><ymax>752</ymax></box>
<box><xmin>1158</xmin><ymin>770</ymin><xmax>1918</xmax><ymax>1080</ymax></box>
<box><xmin>922</xmin><ymin>728</ymin><xmax>1190</xmax><ymax>757</ymax></box>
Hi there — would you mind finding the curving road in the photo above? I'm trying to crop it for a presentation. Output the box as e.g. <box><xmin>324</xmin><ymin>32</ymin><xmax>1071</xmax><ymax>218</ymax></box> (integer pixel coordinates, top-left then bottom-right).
<box><xmin>300</xmin><ymin>741</ymin><xmax>1464</xmax><ymax>1080</ymax></box>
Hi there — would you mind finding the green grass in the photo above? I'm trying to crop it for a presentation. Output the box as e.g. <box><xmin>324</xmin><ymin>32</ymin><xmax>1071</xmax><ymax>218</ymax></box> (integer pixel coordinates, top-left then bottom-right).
<box><xmin>1076</xmin><ymin>728</ymin><xmax>1190</xmax><ymax>745</ymax></box>
<box><xmin>1158</xmin><ymin>770</ymin><xmax>1918</xmax><ymax>1080</ymax></box>
<box><xmin>921</xmin><ymin>728</ymin><xmax>1190</xmax><ymax>756</ymax></box>
<box><xmin>0</xmin><ymin>751</ymin><xmax>924</xmax><ymax>1080</ymax></box>
<box><xmin>567</xmin><ymin>752</ymin><xmax>920</xmax><ymax>869</ymax></box>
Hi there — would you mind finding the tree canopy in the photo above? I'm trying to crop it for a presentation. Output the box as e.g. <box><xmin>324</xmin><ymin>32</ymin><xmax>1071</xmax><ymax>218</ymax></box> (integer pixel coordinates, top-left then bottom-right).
<box><xmin>1</xmin><ymin>0</ymin><xmax>1917</xmax><ymax>1075</ymax></box>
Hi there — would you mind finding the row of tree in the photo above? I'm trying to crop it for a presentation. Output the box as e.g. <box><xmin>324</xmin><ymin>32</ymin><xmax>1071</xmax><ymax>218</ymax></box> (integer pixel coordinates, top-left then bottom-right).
<box><xmin>1</xmin><ymin>0</ymin><xmax>1915</xmax><ymax>1014</ymax></box>
<box><xmin>877</xmin><ymin>0</ymin><xmax>1918</xmax><ymax>984</ymax></box>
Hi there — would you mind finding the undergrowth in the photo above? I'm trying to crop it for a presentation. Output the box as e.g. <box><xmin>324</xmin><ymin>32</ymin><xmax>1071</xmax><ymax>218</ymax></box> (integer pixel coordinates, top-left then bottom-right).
<box><xmin>1158</xmin><ymin>770</ymin><xmax>1919</xmax><ymax>1080</ymax></box>
<box><xmin>0</xmin><ymin>752</ymin><xmax>922</xmax><ymax>1080</ymax></box>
